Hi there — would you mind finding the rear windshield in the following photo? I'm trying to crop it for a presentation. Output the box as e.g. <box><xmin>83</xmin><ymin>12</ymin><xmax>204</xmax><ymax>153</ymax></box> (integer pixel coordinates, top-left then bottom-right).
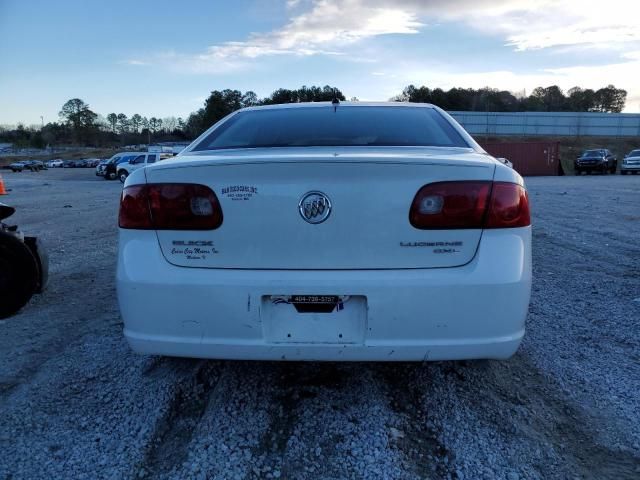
<box><xmin>629</xmin><ymin>150</ymin><xmax>640</xmax><ymax>157</ymax></box>
<box><xmin>192</xmin><ymin>106</ymin><xmax>469</xmax><ymax>151</ymax></box>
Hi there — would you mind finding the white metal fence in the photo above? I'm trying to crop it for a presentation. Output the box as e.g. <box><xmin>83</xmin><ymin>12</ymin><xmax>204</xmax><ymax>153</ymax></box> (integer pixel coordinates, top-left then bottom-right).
<box><xmin>449</xmin><ymin>111</ymin><xmax>640</xmax><ymax>137</ymax></box>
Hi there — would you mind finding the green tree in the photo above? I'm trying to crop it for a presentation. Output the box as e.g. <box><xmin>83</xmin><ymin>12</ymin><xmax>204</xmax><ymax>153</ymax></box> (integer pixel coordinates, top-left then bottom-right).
<box><xmin>148</xmin><ymin>117</ymin><xmax>164</xmax><ymax>133</ymax></box>
<box><xmin>201</xmin><ymin>89</ymin><xmax>245</xmax><ymax>129</ymax></box>
<box><xmin>116</xmin><ymin>113</ymin><xmax>129</xmax><ymax>134</ymax></box>
<box><xmin>594</xmin><ymin>85</ymin><xmax>627</xmax><ymax>113</ymax></box>
<box><xmin>59</xmin><ymin>98</ymin><xmax>97</xmax><ymax>130</ymax></box>
<box><xmin>130</xmin><ymin>114</ymin><xmax>143</xmax><ymax>133</ymax></box>
<box><xmin>262</xmin><ymin>85</ymin><xmax>345</xmax><ymax>105</ymax></box>
<box><xmin>529</xmin><ymin>86</ymin><xmax>566</xmax><ymax>111</ymax></box>
<box><xmin>106</xmin><ymin>113</ymin><xmax>118</xmax><ymax>133</ymax></box>
<box><xmin>186</xmin><ymin>109</ymin><xmax>205</xmax><ymax>138</ymax></box>
<box><xmin>241</xmin><ymin>91</ymin><xmax>259</xmax><ymax>107</ymax></box>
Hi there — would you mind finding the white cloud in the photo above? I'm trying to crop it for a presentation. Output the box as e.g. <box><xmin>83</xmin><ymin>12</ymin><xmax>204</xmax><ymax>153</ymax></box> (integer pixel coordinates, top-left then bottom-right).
<box><xmin>147</xmin><ymin>0</ymin><xmax>639</xmax><ymax>72</ymax></box>
<box><xmin>122</xmin><ymin>59</ymin><xmax>150</xmax><ymax>66</ymax></box>
<box><xmin>205</xmin><ymin>1</ymin><xmax>423</xmax><ymax>60</ymax></box>
<box><xmin>482</xmin><ymin>1</ymin><xmax>640</xmax><ymax>51</ymax></box>
<box><xmin>126</xmin><ymin>1</ymin><xmax>424</xmax><ymax>73</ymax></box>
<box><xmin>377</xmin><ymin>0</ymin><xmax>640</xmax><ymax>51</ymax></box>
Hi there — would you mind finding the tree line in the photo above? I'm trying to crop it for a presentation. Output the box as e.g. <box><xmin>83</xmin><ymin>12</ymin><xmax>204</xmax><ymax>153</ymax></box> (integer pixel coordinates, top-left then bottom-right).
<box><xmin>393</xmin><ymin>84</ymin><xmax>627</xmax><ymax>113</ymax></box>
<box><xmin>0</xmin><ymin>83</ymin><xmax>627</xmax><ymax>148</ymax></box>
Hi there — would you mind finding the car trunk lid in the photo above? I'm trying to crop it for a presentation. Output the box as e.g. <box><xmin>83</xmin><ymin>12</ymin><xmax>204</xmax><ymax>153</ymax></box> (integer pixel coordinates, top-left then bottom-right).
<box><xmin>145</xmin><ymin>147</ymin><xmax>495</xmax><ymax>269</ymax></box>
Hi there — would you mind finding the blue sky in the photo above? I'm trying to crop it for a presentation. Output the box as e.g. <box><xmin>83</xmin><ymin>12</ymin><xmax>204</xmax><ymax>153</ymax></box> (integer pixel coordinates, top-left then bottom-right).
<box><xmin>1</xmin><ymin>0</ymin><xmax>639</xmax><ymax>126</ymax></box>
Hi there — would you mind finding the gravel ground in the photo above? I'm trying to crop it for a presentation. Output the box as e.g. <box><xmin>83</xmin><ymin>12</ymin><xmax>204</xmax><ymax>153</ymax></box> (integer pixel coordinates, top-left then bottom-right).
<box><xmin>0</xmin><ymin>168</ymin><xmax>639</xmax><ymax>480</ymax></box>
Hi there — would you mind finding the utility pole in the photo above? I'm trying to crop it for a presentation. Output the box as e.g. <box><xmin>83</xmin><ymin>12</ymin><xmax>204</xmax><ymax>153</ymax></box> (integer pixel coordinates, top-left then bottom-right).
<box><xmin>40</xmin><ymin>116</ymin><xmax>44</xmax><ymax>129</ymax></box>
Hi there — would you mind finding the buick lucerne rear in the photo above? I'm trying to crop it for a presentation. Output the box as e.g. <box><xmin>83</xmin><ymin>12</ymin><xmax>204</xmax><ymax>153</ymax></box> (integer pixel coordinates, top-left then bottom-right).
<box><xmin>117</xmin><ymin>102</ymin><xmax>531</xmax><ymax>361</ymax></box>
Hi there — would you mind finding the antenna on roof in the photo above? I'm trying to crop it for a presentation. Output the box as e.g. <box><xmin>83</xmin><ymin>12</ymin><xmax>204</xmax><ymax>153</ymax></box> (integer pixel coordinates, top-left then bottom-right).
<box><xmin>331</xmin><ymin>88</ymin><xmax>340</xmax><ymax>111</ymax></box>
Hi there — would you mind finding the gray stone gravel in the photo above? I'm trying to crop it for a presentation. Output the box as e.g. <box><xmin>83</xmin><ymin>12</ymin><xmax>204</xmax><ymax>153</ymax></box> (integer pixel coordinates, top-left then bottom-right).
<box><xmin>0</xmin><ymin>169</ymin><xmax>639</xmax><ymax>479</ymax></box>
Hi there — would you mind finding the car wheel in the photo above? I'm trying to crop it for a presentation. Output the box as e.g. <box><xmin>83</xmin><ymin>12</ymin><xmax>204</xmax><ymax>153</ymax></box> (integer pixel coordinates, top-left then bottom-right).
<box><xmin>0</xmin><ymin>232</ymin><xmax>39</xmax><ymax>319</ymax></box>
<box><xmin>118</xmin><ymin>170</ymin><xmax>128</xmax><ymax>183</ymax></box>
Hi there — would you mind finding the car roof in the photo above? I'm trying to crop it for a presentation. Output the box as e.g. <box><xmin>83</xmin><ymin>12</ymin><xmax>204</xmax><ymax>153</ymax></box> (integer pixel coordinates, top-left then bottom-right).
<box><xmin>240</xmin><ymin>101</ymin><xmax>437</xmax><ymax>113</ymax></box>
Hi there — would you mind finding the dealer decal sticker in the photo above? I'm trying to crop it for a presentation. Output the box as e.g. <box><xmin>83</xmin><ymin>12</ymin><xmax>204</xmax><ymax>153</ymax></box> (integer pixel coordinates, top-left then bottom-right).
<box><xmin>221</xmin><ymin>185</ymin><xmax>258</xmax><ymax>201</ymax></box>
<box><xmin>171</xmin><ymin>240</ymin><xmax>218</xmax><ymax>260</ymax></box>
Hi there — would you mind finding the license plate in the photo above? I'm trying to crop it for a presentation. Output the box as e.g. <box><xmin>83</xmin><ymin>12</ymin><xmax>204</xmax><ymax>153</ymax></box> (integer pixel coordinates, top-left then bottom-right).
<box><xmin>263</xmin><ymin>295</ymin><xmax>366</xmax><ymax>343</ymax></box>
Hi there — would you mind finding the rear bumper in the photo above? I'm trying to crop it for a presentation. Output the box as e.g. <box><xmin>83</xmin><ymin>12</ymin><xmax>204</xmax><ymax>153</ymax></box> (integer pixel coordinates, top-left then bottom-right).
<box><xmin>117</xmin><ymin>228</ymin><xmax>532</xmax><ymax>361</ymax></box>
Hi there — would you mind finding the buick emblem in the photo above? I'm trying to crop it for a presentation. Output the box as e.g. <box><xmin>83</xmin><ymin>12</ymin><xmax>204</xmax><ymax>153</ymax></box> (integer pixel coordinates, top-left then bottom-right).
<box><xmin>298</xmin><ymin>191</ymin><xmax>332</xmax><ymax>224</ymax></box>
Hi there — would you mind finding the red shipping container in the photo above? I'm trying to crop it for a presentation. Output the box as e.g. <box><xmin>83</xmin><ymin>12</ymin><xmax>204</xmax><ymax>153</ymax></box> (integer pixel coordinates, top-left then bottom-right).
<box><xmin>479</xmin><ymin>141</ymin><xmax>561</xmax><ymax>176</ymax></box>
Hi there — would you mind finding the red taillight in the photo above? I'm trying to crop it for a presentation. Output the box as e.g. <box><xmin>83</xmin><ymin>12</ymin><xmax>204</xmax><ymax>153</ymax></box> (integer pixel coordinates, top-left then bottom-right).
<box><xmin>410</xmin><ymin>181</ymin><xmax>491</xmax><ymax>229</ymax></box>
<box><xmin>119</xmin><ymin>185</ymin><xmax>152</xmax><ymax>229</ymax></box>
<box><xmin>485</xmin><ymin>182</ymin><xmax>530</xmax><ymax>228</ymax></box>
<box><xmin>409</xmin><ymin>181</ymin><xmax>530</xmax><ymax>229</ymax></box>
<box><xmin>119</xmin><ymin>183</ymin><xmax>223</xmax><ymax>230</ymax></box>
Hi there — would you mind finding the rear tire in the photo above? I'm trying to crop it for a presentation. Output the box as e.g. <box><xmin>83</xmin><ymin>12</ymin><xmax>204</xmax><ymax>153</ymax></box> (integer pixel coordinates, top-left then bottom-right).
<box><xmin>0</xmin><ymin>232</ymin><xmax>39</xmax><ymax>319</ymax></box>
<box><xmin>118</xmin><ymin>170</ymin><xmax>128</xmax><ymax>183</ymax></box>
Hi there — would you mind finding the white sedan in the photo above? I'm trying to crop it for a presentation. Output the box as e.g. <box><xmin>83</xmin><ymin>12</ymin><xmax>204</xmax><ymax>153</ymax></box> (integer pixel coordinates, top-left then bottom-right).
<box><xmin>117</xmin><ymin>102</ymin><xmax>531</xmax><ymax>361</ymax></box>
<box><xmin>621</xmin><ymin>149</ymin><xmax>640</xmax><ymax>174</ymax></box>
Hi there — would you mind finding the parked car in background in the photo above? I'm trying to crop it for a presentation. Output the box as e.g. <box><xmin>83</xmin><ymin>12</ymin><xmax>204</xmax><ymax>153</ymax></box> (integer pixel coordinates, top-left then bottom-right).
<box><xmin>62</xmin><ymin>160</ymin><xmax>75</xmax><ymax>168</ymax></box>
<box><xmin>117</xmin><ymin>102</ymin><xmax>532</xmax><ymax>362</ymax></box>
<box><xmin>84</xmin><ymin>158</ymin><xmax>100</xmax><ymax>168</ymax></box>
<box><xmin>95</xmin><ymin>158</ymin><xmax>111</xmax><ymax>176</ymax></box>
<box><xmin>621</xmin><ymin>149</ymin><xmax>640</xmax><ymax>175</ymax></box>
<box><xmin>99</xmin><ymin>152</ymin><xmax>140</xmax><ymax>179</ymax></box>
<box><xmin>74</xmin><ymin>159</ymin><xmax>89</xmax><ymax>168</ymax></box>
<box><xmin>7</xmin><ymin>161</ymin><xmax>46</xmax><ymax>172</ymax></box>
<box><xmin>107</xmin><ymin>152</ymin><xmax>159</xmax><ymax>182</ymax></box>
<box><xmin>45</xmin><ymin>159</ymin><xmax>63</xmax><ymax>168</ymax></box>
<box><xmin>575</xmin><ymin>149</ymin><xmax>616</xmax><ymax>174</ymax></box>
<box><xmin>24</xmin><ymin>160</ymin><xmax>46</xmax><ymax>170</ymax></box>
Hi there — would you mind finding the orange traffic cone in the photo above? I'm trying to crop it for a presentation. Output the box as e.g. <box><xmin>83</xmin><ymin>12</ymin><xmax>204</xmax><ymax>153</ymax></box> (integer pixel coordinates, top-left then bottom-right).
<box><xmin>0</xmin><ymin>174</ymin><xmax>6</xmax><ymax>195</ymax></box>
